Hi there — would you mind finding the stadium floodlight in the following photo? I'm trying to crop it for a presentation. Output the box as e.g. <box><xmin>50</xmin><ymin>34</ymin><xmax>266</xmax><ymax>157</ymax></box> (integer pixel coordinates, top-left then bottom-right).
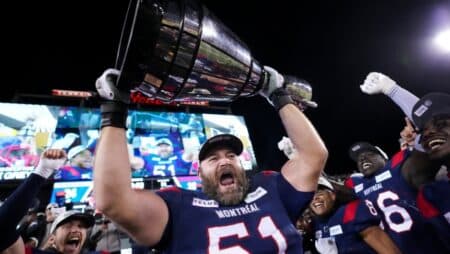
<box><xmin>433</xmin><ymin>28</ymin><xmax>450</xmax><ymax>53</ymax></box>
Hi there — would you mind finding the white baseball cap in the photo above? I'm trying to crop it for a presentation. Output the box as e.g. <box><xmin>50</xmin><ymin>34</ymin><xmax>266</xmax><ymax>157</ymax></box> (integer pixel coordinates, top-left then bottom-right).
<box><xmin>68</xmin><ymin>145</ymin><xmax>88</xmax><ymax>160</ymax></box>
<box><xmin>318</xmin><ymin>176</ymin><xmax>334</xmax><ymax>191</ymax></box>
<box><xmin>50</xmin><ymin>210</ymin><xmax>94</xmax><ymax>233</ymax></box>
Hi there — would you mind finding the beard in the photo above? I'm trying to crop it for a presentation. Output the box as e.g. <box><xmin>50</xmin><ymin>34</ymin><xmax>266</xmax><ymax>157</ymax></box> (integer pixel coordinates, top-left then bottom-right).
<box><xmin>201</xmin><ymin>168</ymin><xmax>250</xmax><ymax>206</ymax></box>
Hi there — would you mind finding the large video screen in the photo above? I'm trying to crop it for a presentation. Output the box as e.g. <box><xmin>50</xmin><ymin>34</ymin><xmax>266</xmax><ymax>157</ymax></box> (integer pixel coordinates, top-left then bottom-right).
<box><xmin>0</xmin><ymin>102</ymin><xmax>257</xmax><ymax>182</ymax></box>
<box><xmin>49</xmin><ymin>176</ymin><xmax>202</xmax><ymax>208</ymax></box>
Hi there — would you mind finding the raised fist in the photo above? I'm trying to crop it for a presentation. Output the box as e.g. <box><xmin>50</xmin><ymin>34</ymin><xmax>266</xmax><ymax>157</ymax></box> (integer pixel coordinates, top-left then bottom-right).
<box><xmin>34</xmin><ymin>149</ymin><xmax>67</xmax><ymax>179</ymax></box>
<box><xmin>360</xmin><ymin>72</ymin><xmax>397</xmax><ymax>95</ymax></box>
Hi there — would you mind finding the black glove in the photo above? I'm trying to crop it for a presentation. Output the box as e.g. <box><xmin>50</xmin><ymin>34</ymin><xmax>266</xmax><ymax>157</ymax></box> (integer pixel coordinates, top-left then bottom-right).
<box><xmin>260</xmin><ymin>66</ymin><xmax>317</xmax><ymax>111</ymax></box>
<box><xmin>269</xmin><ymin>88</ymin><xmax>295</xmax><ymax>111</ymax></box>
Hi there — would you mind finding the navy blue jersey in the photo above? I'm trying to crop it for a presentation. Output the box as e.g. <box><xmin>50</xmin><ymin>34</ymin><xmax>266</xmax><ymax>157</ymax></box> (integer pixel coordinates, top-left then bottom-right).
<box><xmin>345</xmin><ymin>150</ymin><xmax>447</xmax><ymax>253</ymax></box>
<box><xmin>54</xmin><ymin>165</ymin><xmax>93</xmax><ymax>180</ymax></box>
<box><xmin>417</xmin><ymin>180</ymin><xmax>450</xmax><ymax>251</ymax></box>
<box><xmin>313</xmin><ymin>199</ymin><xmax>381</xmax><ymax>254</ymax></box>
<box><xmin>156</xmin><ymin>171</ymin><xmax>313</xmax><ymax>253</ymax></box>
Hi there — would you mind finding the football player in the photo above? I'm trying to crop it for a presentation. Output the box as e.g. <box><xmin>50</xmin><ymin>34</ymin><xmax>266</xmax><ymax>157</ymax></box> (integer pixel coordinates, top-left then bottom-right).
<box><xmin>93</xmin><ymin>67</ymin><xmax>328</xmax><ymax>253</ymax></box>
<box><xmin>347</xmin><ymin>73</ymin><xmax>450</xmax><ymax>253</ymax></box>
<box><xmin>311</xmin><ymin>177</ymin><xmax>400</xmax><ymax>254</ymax></box>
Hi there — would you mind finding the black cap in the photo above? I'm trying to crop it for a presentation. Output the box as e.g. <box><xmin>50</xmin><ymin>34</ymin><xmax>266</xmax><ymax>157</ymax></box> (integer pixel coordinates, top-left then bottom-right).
<box><xmin>348</xmin><ymin>142</ymin><xmax>388</xmax><ymax>162</ymax></box>
<box><xmin>198</xmin><ymin>134</ymin><xmax>243</xmax><ymax>162</ymax></box>
<box><xmin>412</xmin><ymin>92</ymin><xmax>450</xmax><ymax>130</ymax></box>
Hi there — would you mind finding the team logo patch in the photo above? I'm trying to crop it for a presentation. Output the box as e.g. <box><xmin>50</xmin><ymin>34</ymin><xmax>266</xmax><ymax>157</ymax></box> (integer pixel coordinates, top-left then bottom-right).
<box><xmin>375</xmin><ymin>170</ymin><xmax>392</xmax><ymax>183</ymax></box>
<box><xmin>329</xmin><ymin>225</ymin><xmax>343</xmax><ymax>236</ymax></box>
<box><xmin>414</xmin><ymin>104</ymin><xmax>429</xmax><ymax>117</ymax></box>
<box><xmin>192</xmin><ymin>197</ymin><xmax>219</xmax><ymax>208</ymax></box>
<box><xmin>354</xmin><ymin>184</ymin><xmax>364</xmax><ymax>193</ymax></box>
<box><xmin>244</xmin><ymin>187</ymin><xmax>267</xmax><ymax>203</ymax></box>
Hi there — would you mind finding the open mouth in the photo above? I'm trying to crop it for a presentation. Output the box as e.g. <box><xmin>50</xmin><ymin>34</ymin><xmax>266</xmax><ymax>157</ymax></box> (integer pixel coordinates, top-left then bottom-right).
<box><xmin>219</xmin><ymin>170</ymin><xmax>235</xmax><ymax>186</ymax></box>
<box><xmin>312</xmin><ymin>201</ymin><xmax>324</xmax><ymax>209</ymax></box>
<box><xmin>427</xmin><ymin>138</ymin><xmax>447</xmax><ymax>151</ymax></box>
<box><xmin>362</xmin><ymin>162</ymin><xmax>372</xmax><ymax>170</ymax></box>
<box><xmin>65</xmin><ymin>235</ymin><xmax>81</xmax><ymax>250</ymax></box>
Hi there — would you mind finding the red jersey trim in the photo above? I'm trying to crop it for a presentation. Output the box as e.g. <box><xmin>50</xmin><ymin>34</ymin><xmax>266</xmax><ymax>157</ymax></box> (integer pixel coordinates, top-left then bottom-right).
<box><xmin>344</xmin><ymin>178</ymin><xmax>354</xmax><ymax>188</ymax></box>
<box><xmin>158</xmin><ymin>186</ymin><xmax>181</xmax><ymax>192</ymax></box>
<box><xmin>390</xmin><ymin>150</ymin><xmax>406</xmax><ymax>169</ymax></box>
<box><xmin>417</xmin><ymin>186</ymin><xmax>439</xmax><ymax>218</ymax></box>
<box><xmin>343</xmin><ymin>200</ymin><xmax>360</xmax><ymax>224</ymax></box>
<box><xmin>261</xmin><ymin>170</ymin><xmax>277</xmax><ymax>176</ymax></box>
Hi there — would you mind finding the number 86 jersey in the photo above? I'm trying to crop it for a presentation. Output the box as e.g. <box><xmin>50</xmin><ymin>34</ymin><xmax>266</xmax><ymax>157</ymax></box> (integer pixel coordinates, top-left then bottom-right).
<box><xmin>346</xmin><ymin>150</ymin><xmax>447</xmax><ymax>254</ymax></box>
<box><xmin>155</xmin><ymin>171</ymin><xmax>313</xmax><ymax>253</ymax></box>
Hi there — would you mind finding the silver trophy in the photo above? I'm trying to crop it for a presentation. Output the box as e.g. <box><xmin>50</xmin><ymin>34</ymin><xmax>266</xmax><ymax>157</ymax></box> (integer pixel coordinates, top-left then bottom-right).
<box><xmin>115</xmin><ymin>0</ymin><xmax>316</xmax><ymax>107</ymax></box>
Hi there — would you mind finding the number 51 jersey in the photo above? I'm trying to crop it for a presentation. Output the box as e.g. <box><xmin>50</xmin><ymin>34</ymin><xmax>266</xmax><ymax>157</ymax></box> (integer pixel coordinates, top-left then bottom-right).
<box><xmin>155</xmin><ymin>171</ymin><xmax>313</xmax><ymax>253</ymax></box>
<box><xmin>347</xmin><ymin>150</ymin><xmax>447</xmax><ymax>254</ymax></box>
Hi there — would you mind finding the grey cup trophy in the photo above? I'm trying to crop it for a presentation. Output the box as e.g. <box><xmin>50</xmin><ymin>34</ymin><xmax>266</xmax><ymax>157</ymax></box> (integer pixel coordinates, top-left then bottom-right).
<box><xmin>115</xmin><ymin>0</ymin><xmax>316</xmax><ymax>107</ymax></box>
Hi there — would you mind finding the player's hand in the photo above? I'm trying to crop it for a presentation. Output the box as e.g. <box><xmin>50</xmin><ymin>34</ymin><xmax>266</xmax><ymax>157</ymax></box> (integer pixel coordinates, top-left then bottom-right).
<box><xmin>95</xmin><ymin>68</ymin><xmax>130</xmax><ymax>103</ymax></box>
<box><xmin>360</xmin><ymin>72</ymin><xmax>397</xmax><ymax>95</ymax></box>
<box><xmin>34</xmin><ymin>149</ymin><xmax>67</xmax><ymax>179</ymax></box>
<box><xmin>399</xmin><ymin>117</ymin><xmax>417</xmax><ymax>150</ymax></box>
<box><xmin>259</xmin><ymin>66</ymin><xmax>285</xmax><ymax>104</ymax></box>
<box><xmin>277</xmin><ymin>136</ymin><xmax>297</xmax><ymax>159</ymax></box>
<box><xmin>315</xmin><ymin>237</ymin><xmax>338</xmax><ymax>254</ymax></box>
<box><xmin>96</xmin><ymin>68</ymin><xmax>130</xmax><ymax>129</ymax></box>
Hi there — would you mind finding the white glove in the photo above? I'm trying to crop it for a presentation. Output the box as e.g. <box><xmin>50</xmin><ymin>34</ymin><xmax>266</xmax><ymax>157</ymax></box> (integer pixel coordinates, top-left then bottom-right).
<box><xmin>259</xmin><ymin>66</ymin><xmax>285</xmax><ymax>103</ymax></box>
<box><xmin>315</xmin><ymin>237</ymin><xmax>338</xmax><ymax>254</ymax></box>
<box><xmin>95</xmin><ymin>68</ymin><xmax>129</xmax><ymax>103</ymax></box>
<box><xmin>277</xmin><ymin>136</ymin><xmax>297</xmax><ymax>159</ymax></box>
<box><xmin>34</xmin><ymin>149</ymin><xmax>67</xmax><ymax>179</ymax></box>
<box><xmin>360</xmin><ymin>72</ymin><xmax>397</xmax><ymax>95</ymax></box>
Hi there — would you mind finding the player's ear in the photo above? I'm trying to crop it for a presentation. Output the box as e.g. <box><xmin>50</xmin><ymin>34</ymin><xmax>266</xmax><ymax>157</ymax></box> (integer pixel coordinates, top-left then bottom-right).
<box><xmin>198</xmin><ymin>166</ymin><xmax>203</xmax><ymax>177</ymax></box>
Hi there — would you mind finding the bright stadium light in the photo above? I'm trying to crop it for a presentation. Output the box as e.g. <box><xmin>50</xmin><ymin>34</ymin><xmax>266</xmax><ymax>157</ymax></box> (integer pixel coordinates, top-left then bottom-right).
<box><xmin>433</xmin><ymin>28</ymin><xmax>450</xmax><ymax>53</ymax></box>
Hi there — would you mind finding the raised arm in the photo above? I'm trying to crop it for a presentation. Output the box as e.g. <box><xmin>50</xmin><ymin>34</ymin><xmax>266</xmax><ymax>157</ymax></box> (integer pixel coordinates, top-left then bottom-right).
<box><xmin>0</xmin><ymin>149</ymin><xmax>66</xmax><ymax>254</ymax></box>
<box><xmin>360</xmin><ymin>72</ymin><xmax>419</xmax><ymax>120</ymax></box>
<box><xmin>260</xmin><ymin>66</ymin><xmax>328</xmax><ymax>192</ymax></box>
<box><xmin>93</xmin><ymin>69</ymin><xmax>168</xmax><ymax>245</ymax></box>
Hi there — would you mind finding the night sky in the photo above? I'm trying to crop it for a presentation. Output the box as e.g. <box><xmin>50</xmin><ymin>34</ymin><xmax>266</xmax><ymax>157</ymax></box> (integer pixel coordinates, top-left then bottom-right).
<box><xmin>2</xmin><ymin>0</ymin><xmax>450</xmax><ymax>175</ymax></box>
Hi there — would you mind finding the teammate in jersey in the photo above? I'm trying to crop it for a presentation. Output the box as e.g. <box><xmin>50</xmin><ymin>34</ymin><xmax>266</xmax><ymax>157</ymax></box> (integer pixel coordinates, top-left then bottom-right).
<box><xmin>348</xmin><ymin>73</ymin><xmax>450</xmax><ymax>253</ymax></box>
<box><xmin>0</xmin><ymin>149</ymin><xmax>95</xmax><ymax>254</ymax></box>
<box><xmin>93</xmin><ymin>67</ymin><xmax>328</xmax><ymax>253</ymax></box>
<box><xmin>412</xmin><ymin>93</ymin><xmax>450</xmax><ymax>252</ymax></box>
<box><xmin>345</xmin><ymin>141</ymin><xmax>389</xmax><ymax>193</ymax></box>
<box><xmin>143</xmin><ymin>137</ymin><xmax>192</xmax><ymax>177</ymax></box>
<box><xmin>311</xmin><ymin>177</ymin><xmax>400</xmax><ymax>254</ymax></box>
<box><xmin>417</xmin><ymin>180</ymin><xmax>450</xmax><ymax>250</ymax></box>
